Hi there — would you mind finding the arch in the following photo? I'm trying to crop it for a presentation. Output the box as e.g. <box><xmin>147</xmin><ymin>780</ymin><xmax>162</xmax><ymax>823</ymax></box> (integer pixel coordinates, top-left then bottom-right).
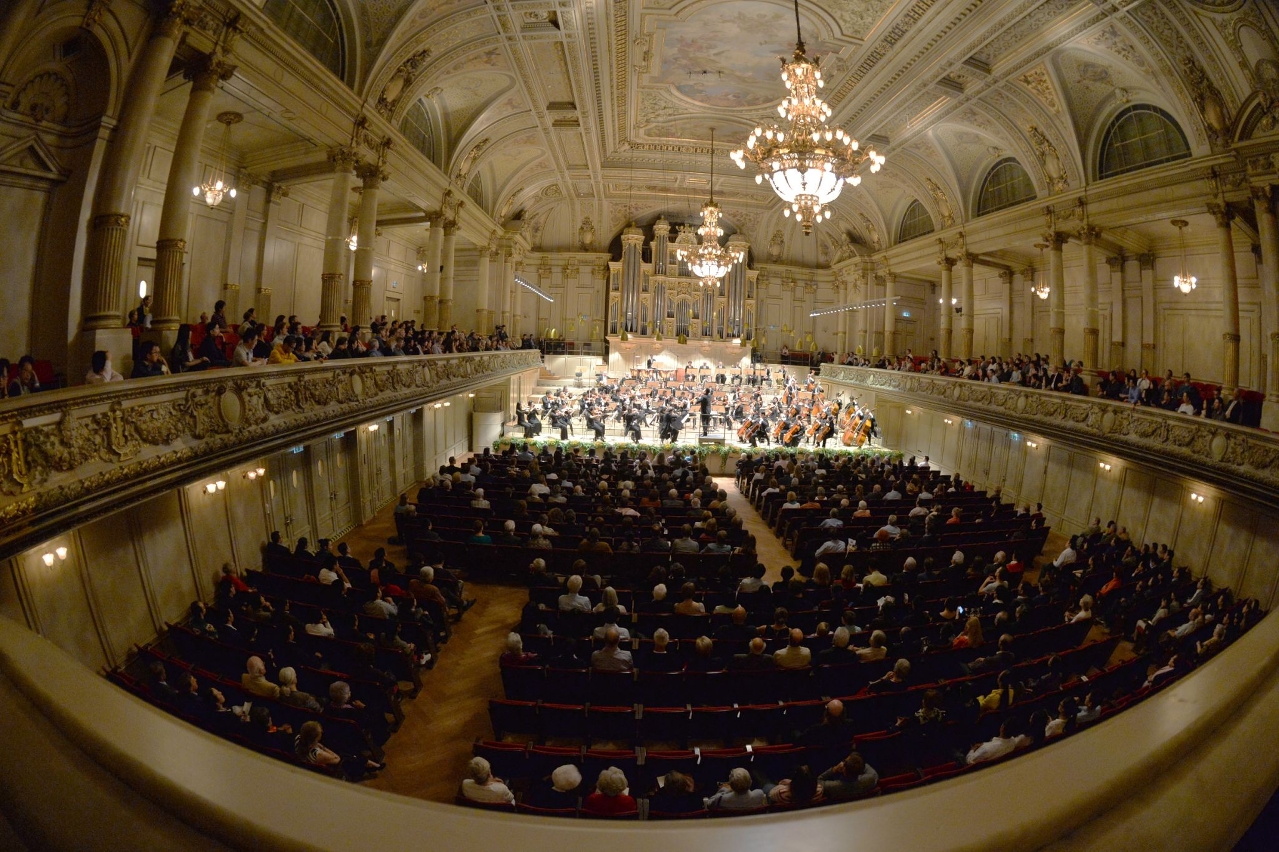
<box><xmin>399</xmin><ymin>99</ymin><xmax>437</xmax><ymax>165</ymax></box>
<box><xmin>1097</xmin><ymin>104</ymin><xmax>1190</xmax><ymax>180</ymax></box>
<box><xmin>262</xmin><ymin>0</ymin><xmax>346</xmax><ymax>81</ymax></box>
<box><xmin>897</xmin><ymin>199</ymin><xmax>935</xmax><ymax>244</ymax></box>
<box><xmin>974</xmin><ymin>158</ymin><xmax>1036</xmax><ymax>217</ymax></box>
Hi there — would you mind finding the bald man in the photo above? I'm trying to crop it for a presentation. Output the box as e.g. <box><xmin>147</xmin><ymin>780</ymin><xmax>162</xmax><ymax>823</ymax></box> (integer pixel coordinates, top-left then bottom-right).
<box><xmin>590</xmin><ymin>626</ymin><xmax>633</xmax><ymax>672</ymax></box>
<box><xmin>730</xmin><ymin>636</ymin><xmax>776</xmax><ymax>670</ymax></box>
<box><xmin>773</xmin><ymin>628</ymin><xmax>813</xmax><ymax>669</ymax></box>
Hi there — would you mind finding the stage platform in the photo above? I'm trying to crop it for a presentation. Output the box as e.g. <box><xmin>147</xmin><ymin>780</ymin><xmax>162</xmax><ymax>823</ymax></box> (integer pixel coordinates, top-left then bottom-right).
<box><xmin>606</xmin><ymin>336</ymin><xmax>754</xmax><ymax>378</ymax></box>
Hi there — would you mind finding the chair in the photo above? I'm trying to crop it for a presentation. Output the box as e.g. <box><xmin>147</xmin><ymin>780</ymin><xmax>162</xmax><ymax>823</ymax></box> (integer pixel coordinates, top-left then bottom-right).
<box><xmin>472</xmin><ymin>741</ymin><xmax>528</xmax><ymax>781</ymax></box>
<box><xmin>516</xmin><ymin>803</ymin><xmax>578</xmax><ymax>818</ymax></box>
<box><xmin>540</xmin><ymin>703</ymin><xmax>588</xmax><ymax>743</ymax></box>
<box><xmin>586</xmin><ymin>705</ymin><xmax>636</xmax><ymax>745</ymax></box>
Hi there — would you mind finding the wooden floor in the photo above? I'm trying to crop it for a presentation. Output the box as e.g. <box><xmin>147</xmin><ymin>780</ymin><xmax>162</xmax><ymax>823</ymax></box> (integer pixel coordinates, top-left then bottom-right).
<box><xmin>337</xmin><ymin>472</ymin><xmax>1078</xmax><ymax>803</ymax></box>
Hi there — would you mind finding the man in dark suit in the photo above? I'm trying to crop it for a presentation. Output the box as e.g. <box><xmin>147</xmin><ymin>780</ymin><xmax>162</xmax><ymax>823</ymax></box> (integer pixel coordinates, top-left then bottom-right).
<box><xmin>815</xmin><ymin>627</ymin><xmax>860</xmax><ymax>666</ymax></box>
<box><xmin>1224</xmin><ymin>388</ymin><xmax>1245</xmax><ymax>424</ymax></box>
<box><xmin>699</xmin><ymin>388</ymin><xmax>713</xmax><ymax>436</ymax></box>
<box><xmin>730</xmin><ymin>637</ymin><xmax>776</xmax><ymax>670</ymax></box>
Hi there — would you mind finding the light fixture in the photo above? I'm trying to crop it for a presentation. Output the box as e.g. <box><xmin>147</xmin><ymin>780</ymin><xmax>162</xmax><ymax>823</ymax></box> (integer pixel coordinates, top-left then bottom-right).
<box><xmin>433</xmin><ymin>403</ymin><xmax>443</xmax><ymax>408</ymax></box>
<box><xmin>1027</xmin><ymin>440</ymin><xmax>1039</xmax><ymax>449</ymax></box>
<box><xmin>811</xmin><ymin>297</ymin><xmax>899</xmax><ymax>317</ymax></box>
<box><xmin>1098</xmin><ymin>462</ymin><xmax>1112</xmax><ymax>472</ymax></box>
<box><xmin>467</xmin><ymin>393</ymin><xmax>475</xmax><ymax>398</ymax></box>
<box><xmin>675</xmin><ymin>129</ymin><xmax>745</xmax><ymax>288</ymax></box>
<box><xmin>256</xmin><ymin>467</ymin><xmax>265</xmax><ymax>477</ymax></box>
<box><xmin>245</xmin><ymin>470</ymin><xmax>257</xmax><ymax>480</ymax></box>
<box><xmin>515</xmin><ymin>275</ymin><xmax>555</xmax><ymax>302</ymax></box>
<box><xmin>205</xmin><ymin>483</ymin><xmax>217</xmax><ymax>494</ymax></box>
<box><xmin>42</xmin><ymin>553</ymin><xmax>54</xmax><ymax>567</ymax></box>
<box><xmin>905</xmin><ymin>409</ymin><xmax>912</xmax><ymax>415</ymax></box>
<box><xmin>193</xmin><ymin>112</ymin><xmax>241</xmax><ymax>208</ymax></box>
<box><xmin>216</xmin><ymin>480</ymin><xmax>226</xmax><ymax>490</ymax></box>
<box><xmin>138</xmin><ymin>279</ymin><xmax>148</xmax><ymax>299</ymax></box>
<box><xmin>1032</xmin><ymin>242</ymin><xmax>1050</xmax><ymax>300</ymax></box>
<box><xmin>443</xmin><ymin>401</ymin><xmax>451</xmax><ymax>407</ymax></box>
<box><xmin>367</xmin><ymin>423</ymin><xmax>379</xmax><ymax>432</ymax></box>
<box><xmin>1190</xmin><ymin>492</ymin><xmax>1205</xmax><ymax>503</ymax></box>
<box><xmin>347</xmin><ymin>215</ymin><xmax>359</xmax><ymax>252</ymax></box>
<box><xmin>1171</xmin><ymin>219</ymin><xmax>1196</xmax><ymax>294</ymax></box>
<box><xmin>944</xmin><ymin>418</ymin><xmax>953</xmax><ymax>425</ymax></box>
<box><xmin>730</xmin><ymin>0</ymin><xmax>883</xmax><ymax>234</ymax></box>
<box><xmin>55</xmin><ymin>546</ymin><xmax>67</xmax><ymax>560</ymax></box>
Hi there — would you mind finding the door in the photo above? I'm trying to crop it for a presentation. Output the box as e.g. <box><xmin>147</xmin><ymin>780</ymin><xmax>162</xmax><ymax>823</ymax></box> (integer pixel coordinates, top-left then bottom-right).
<box><xmin>385</xmin><ymin>296</ymin><xmax>400</xmax><ymax>321</ymax></box>
<box><xmin>270</xmin><ymin>449</ymin><xmax>313</xmax><ymax>545</ymax></box>
<box><xmin>309</xmin><ymin>435</ymin><xmax>356</xmax><ymax>539</ymax></box>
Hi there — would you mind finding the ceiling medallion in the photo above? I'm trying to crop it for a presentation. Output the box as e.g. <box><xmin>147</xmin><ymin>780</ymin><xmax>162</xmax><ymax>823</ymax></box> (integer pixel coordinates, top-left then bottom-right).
<box><xmin>676</xmin><ymin>129</ymin><xmax>745</xmax><ymax>288</ymax></box>
<box><xmin>193</xmin><ymin>112</ymin><xmax>242</xmax><ymax>209</ymax></box>
<box><xmin>729</xmin><ymin>0</ymin><xmax>883</xmax><ymax>235</ymax></box>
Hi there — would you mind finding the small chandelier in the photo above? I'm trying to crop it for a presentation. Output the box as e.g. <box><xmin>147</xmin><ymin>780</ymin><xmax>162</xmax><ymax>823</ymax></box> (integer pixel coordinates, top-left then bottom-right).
<box><xmin>675</xmin><ymin>129</ymin><xmax>745</xmax><ymax>287</ymax></box>
<box><xmin>1171</xmin><ymin>219</ymin><xmax>1196</xmax><ymax>294</ymax></box>
<box><xmin>1032</xmin><ymin>242</ymin><xmax>1050</xmax><ymax>300</ymax></box>
<box><xmin>347</xmin><ymin>215</ymin><xmax>359</xmax><ymax>252</ymax></box>
<box><xmin>193</xmin><ymin>112</ymin><xmax>241</xmax><ymax>208</ymax></box>
<box><xmin>729</xmin><ymin>0</ymin><xmax>883</xmax><ymax>235</ymax></box>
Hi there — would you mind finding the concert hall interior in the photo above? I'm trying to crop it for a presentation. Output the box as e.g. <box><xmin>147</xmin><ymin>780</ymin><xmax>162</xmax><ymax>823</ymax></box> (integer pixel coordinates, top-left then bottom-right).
<box><xmin>4</xmin><ymin>1</ymin><xmax>1279</xmax><ymax>851</ymax></box>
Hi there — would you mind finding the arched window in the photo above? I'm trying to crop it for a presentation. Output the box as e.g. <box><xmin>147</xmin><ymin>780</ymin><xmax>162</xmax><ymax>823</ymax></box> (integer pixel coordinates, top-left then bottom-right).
<box><xmin>898</xmin><ymin>199</ymin><xmax>935</xmax><ymax>243</ymax></box>
<box><xmin>1098</xmin><ymin>104</ymin><xmax>1190</xmax><ymax>179</ymax></box>
<box><xmin>263</xmin><ymin>0</ymin><xmax>344</xmax><ymax>79</ymax></box>
<box><xmin>976</xmin><ymin>158</ymin><xmax>1036</xmax><ymax>216</ymax></box>
<box><xmin>466</xmin><ymin>174</ymin><xmax>485</xmax><ymax>209</ymax></box>
<box><xmin>400</xmin><ymin>101</ymin><xmax>435</xmax><ymax>163</ymax></box>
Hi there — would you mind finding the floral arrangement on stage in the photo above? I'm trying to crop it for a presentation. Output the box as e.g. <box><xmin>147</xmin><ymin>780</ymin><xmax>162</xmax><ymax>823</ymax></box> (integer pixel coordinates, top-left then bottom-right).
<box><xmin>492</xmin><ymin>436</ymin><xmax>902</xmax><ymax>465</ymax></box>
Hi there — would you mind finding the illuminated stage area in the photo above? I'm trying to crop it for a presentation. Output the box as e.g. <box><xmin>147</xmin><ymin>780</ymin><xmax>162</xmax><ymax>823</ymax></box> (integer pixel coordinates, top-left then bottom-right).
<box><xmin>606</xmin><ymin>335</ymin><xmax>754</xmax><ymax>378</ymax></box>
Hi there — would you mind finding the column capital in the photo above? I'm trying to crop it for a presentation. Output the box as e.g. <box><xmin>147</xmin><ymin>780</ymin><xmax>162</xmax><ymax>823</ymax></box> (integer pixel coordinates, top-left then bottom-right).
<box><xmin>937</xmin><ymin>254</ymin><xmax>955</xmax><ymax>270</ymax></box>
<box><xmin>328</xmin><ymin>146</ymin><xmax>360</xmax><ymax>173</ymax></box>
<box><xmin>442</xmin><ymin>222</ymin><xmax>458</xmax><ymax>237</ymax></box>
<box><xmin>355</xmin><ymin>162</ymin><xmax>387</xmax><ymax>186</ymax></box>
<box><xmin>1138</xmin><ymin>252</ymin><xmax>1156</xmax><ymax>271</ymax></box>
<box><xmin>1079</xmin><ymin>225</ymin><xmax>1102</xmax><ymax>245</ymax></box>
<box><xmin>960</xmin><ymin>252</ymin><xmax>976</xmax><ymax>268</ymax></box>
<box><xmin>999</xmin><ymin>269</ymin><xmax>1014</xmax><ymax>284</ymax></box>
<box><xmin>158</xmin><ymin>0</ymin><xmax>193</xmax><ymax>40</ymax></box>
<box><xmin>1045</xmin><ymin>231</ymin><xmax>1069</xmax><ymax>250</ymax></box>
<box><xmin>1208</xmin><ymin>202</ymin><xmax>1234</xmax><ymax>227</ymax></box>
<box><xmin>186</xmin><ymin>54</ymin><xmax>235</xmax><ymax>91</ymax></box>
<box><xmin>1106</xmin><ymin>254</ymin><xmax>1124</xmax><ymax>271</ymax></box>
<box><xmin>1251</xmin><ymin>184</ymin><xmax>1276</xmax><ymax>206</ymax></box>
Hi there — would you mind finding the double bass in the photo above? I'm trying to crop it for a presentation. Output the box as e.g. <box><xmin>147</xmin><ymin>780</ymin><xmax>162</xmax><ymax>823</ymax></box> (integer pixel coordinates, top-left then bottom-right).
<box><xmin>842</xmin><ymin>411</ymin><xmax>865</xmax><ymax>446</ymax></box>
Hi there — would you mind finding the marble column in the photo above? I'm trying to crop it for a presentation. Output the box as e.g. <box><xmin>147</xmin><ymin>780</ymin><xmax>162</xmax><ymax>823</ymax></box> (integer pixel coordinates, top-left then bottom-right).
<box><xmin>152</xmin><ymin>55</ymin><xmax>234</xmax><ymax>334</ymax></box>
<box><xmin>438</xmin><ymin>224</ymin><xmax>457</xmax><ymax>329</ymax></box>
<box><xmin>494</xmin><ymin>247</ymin><xmax>510</xmax><ymax>331</ymax></box>
<box><xmin>422</xmin><ymin>225</ymin><xmax>442</xmax><ymax>328</ymax></box>
<box><xmin>1253</xmin><ymin>186</ymin><xmax>1279</xmax><ymax>429</ymax></box>
<box><xmin>474</xmin><ymin>246</ymin><xmax>491</xmax><ymax>332</ymax></box>
<box><xmin>79</xmin><ymin>5</ymin><xmax>185</xmax><ymax>339</ymax></box>
<box><xmin>1022</xmin><ymin>266</ymin><xmax>1037</xmax><ymax>355</ymax></box>
<box><xmin>514</xmin><ymin>262</ymin><xmax>529</xmax><ymax>337</ymax></box>
<box><xmin>252</xmin><ymin>182</ymin><xmax>287</xmax><ymax>323</ymax></box>
<box><xmin>835</xmin><ymin>281</ymin><xmax>848</xmax><ymax>354</ymax></box>
<box><xmin>959</xmin><ymin>253</ymin><xmax>975</xmax><ymax>360</ymax></box>
<box><xmin>319</xmin><ymin>148</ymin><xmax>358</xmax><ymax>330</ymax></box>
<box><xmin>1048</xmin><ymin>233</ymin><xmax>1067</xmax><ymax>366</ymax></box>
<box><xmin>1139</xmin><ymin>253</ymin><xmax>1156</xmax><ymax>373</ymax></box>
<box><xmin>351</xmin><ymin>164</ymin><xmax>383</xmax><ymax>328</ymax></box>
<box><xmin>1000</xmin><ymin>270</ymin><xmax>1014</xmax><ymax>359</ymax></box>
<box><xmin>1080</xmin><ymin>227</ymin><xmax>1101</xmax><ymax>371</ymax></box>
<box><xmin>1212</xmin><ymin>203</ymin><xmax>1241</xmax><ymax>393</ymax></box>
<box><xmin>883</xmin><ymin>273</ymin><xmax>897</xmax><ymax>357</ymax></box>
<box><xmin>1108</xmin><ymin>255</ymin><xmax>1126</xmax><ymax>368</ymax></box>
<box><xmin>939</xmin><ymin>256</ymin><xmax>954</xmax><ymax>359</ymax></box>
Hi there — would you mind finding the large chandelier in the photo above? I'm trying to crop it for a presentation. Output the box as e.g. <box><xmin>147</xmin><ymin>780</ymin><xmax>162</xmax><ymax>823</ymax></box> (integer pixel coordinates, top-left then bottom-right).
<box><xmin>729</xmin><ymin>0</ymin><xmax>883</xmax><ymax>235</ymax></box>
<box><xmin>1171</xmin><ymin>219</ymin><xmax>1196</xmax><ymax>294</ymax></box>
<box><xmin>1032</xmin><ymin>242</ymin><xmax>1050</xmax><ymax>299</ymax></box>
<box><xmin>193</xmin><ymin>112</ymin><xmax>241</xmax><ymax>208</ymax></box>
<box><xmin>676</xmin><ymin>129</ymin><xmax>745</xmax><ymax>287</ymax></box>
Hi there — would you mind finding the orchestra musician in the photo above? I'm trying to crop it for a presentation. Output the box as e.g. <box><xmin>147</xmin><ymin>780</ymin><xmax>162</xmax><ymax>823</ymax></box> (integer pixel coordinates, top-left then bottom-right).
<box><xmin>587</xmin><ymin>408</ymin><xmax>606</xmax><ymax>441</ymax></box>
<box><xmin>624</xmin><ymin>409</ymin><xmax>644</xmax><ymax>442</ymax></box>
<box><xmin>698</xmin><ymin>388</ymin><xmax>713</xmax><ymax>436</ymax></box>
<box><xmin>524</xmin><ymin>408</ymin><xmax>542</xmax><ymax>438</ymax></box>
<box><xmin>551</xmin><ymin>407</ymin><xmax>572</xmax><ymax>440</ymax></box>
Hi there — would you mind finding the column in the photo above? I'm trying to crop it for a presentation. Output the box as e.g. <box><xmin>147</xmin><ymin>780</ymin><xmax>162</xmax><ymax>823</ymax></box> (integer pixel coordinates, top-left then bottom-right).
<box><xmin>959</xmin><ymin>253</ymin><xmax>975</xmax><ymax>360</ymax></box>
<box><xmin>621</xmin><ymin>224</ymin><xmax>644</xmax><ymax>334</ymax></box>
<box><xmin>1080</xmin><ymin>227</ymin><xmax>1101</xmax><ymax>371</ymax></box>
<box><xmin>1000</xmin><ymin>270</ymin><xmax>1014</xmax><ymax>359</ymax></box>
<box><xmin>1139</xmin><ymin>253</ymin><xmax>1156</xmax><ymax>373</ymax></box>
<box><xmin>251</xmin><ymin>182</ymin><xmax>287</xmax><ymax>323</ymax></box>
<box><xmin>494</xmin><ymin>246</ymin><xmax>510</xmax><ymax>331</ymax></box>
<box><xmin>883</xmin><ymin>273</ymin><xmax>897</xmax><ymax>357</ymax></box>
<box><xmin>1107</xmin><ymin>255</ymin><xmax>1126</xmax><ymax>368</ymax></box>
<box><xmin>856</xmin><ymin>274</ymin><xmax>869</xmax><ymax>354</ymax></box>
<box><xmin>939</xmin><ymin>256</ymin><xmax>954</xmax><ymax>359</ymax></box>
<box><xmin>152</xmin><ymin>54</ymin><xmax>235</xmax><ymax>334</ymax></box>
<box><xmin>422</xmin><ymin>225</ymin><xmax>442</xmax><ymax>328</ymax></box>
<box><xmin>474</xmin><ymin>246</ymin><xmax>491</xmax><ymax>332</ymax></box>
<box><xmin>351</xmin><ymin>164</ymin><xmax>384</xmax><ymax>328</ymax></box>
<box><xmin>1253</xmin><ymin>186</ymin><xmax>1279</xmax><ymax>429</ymax></box>
<box><xmin>319</xmin><ymin>148</ymin><xmax>358</xmax><ymax>330</ymax></box>
<box><xmin>1022</xmin><ymin>266</ymin><xmax>1036</xmax><ymax>355</ymax></box>
<box><xmin>438</xmin><ymin>223</ymin><xmax>457</xmax><ymax>328</ymax></box>
<box><xmin>513</xmin><ymin>261</ymin><xmax>528</xmax><ymax>337</ymax></box>
<box><xmin>79</xmin><ymin>5</ymin><xmax>186</xmax><ymax>341</ymax></box>
<box><xmin>835</xmin><ymin>281</ymin><xmax>848</xmax><ymax>354</ymax></box>
<box><xmin>1049</xmin><ymin>232</ymin><xmax>1067</xmax><ymax>366</ymax></box>
<box><xmin>1212</xmin><ymin>203</ymin><xmax>1241</xmax><ymax>393</ymax></box>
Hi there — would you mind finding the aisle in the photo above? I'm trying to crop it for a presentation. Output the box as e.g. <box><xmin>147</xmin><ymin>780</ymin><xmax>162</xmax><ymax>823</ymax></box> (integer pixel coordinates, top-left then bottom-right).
<box><xmin>713</xmin><ymin>475</ymin><xmax>791</xmax><ymax>585</ymax></box>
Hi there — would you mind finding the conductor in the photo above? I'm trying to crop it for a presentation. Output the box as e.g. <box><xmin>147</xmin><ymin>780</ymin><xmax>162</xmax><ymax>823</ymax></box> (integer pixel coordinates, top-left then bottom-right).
<box><xmin>698</xmin><ymin>388</ymin><xmax>713</xmax><ymax>437</ymax></box>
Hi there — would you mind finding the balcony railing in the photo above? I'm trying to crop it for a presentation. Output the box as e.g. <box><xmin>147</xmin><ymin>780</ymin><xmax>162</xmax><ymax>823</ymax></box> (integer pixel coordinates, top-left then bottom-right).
<box><xmin>0</xmin><ymin>350</ymin><xmax>541</xmax><ymax>557</ymax></box>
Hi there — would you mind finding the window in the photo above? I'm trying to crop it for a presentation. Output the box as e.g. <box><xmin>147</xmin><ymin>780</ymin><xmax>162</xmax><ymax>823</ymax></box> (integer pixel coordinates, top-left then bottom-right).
<box><xmin>976</xmin><ymin>158</ymin><xmax>1036</xmax><ymax>216</ymax></box>
<box><xmin>263</xmin><ymin>0</ymin><xmax>344</xmax><ymax>79</ymax></box>
<box><xmin>466</xmin><ymin>174</ymin><xmax>485</xmax><ymax>209</ymax></box>
<box><xmin>400</xmin><ymin>101</ymin><xmax>435</xmax><ymax>163</ymax></box>
<box><xmin>898</xmin><ymin>199</ymin><xmax>935</xmax><ymax>243</ymax></box>
<box><xmin>1099</xmin><ymin>104</ymin><xmax>1190</xmax><ymax>179</ymax></box>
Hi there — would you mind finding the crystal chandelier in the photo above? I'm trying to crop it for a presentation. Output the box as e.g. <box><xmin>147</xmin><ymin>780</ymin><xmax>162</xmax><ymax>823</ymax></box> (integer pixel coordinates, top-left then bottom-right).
<box><xmin>193</xmin><ymin>112</ymin><xmax>241</xmax><ymax>208</ymax></box>
<box><xmin>347</xmin><ymin>215</ymin><xmax>359</xmax><ymax>252</ymax></box>
<box><xmin>729</xmin><ymin>0</ymin><xmax>883</xmax><ymax>235</ymax></box>
<box><xmin>1171</xmin><ymin>219</ymin><xmax>1196</xmax><ymax>294</ymax></box>
<box><xmin>675</xmin><ymin>129</ymin><xmax>745</xmax><ymax>287</ymax></box>
<box><xmin>1032</xmin><ymin>242</ymin><xmax>1050</xmax><ymax>299</ymax></box>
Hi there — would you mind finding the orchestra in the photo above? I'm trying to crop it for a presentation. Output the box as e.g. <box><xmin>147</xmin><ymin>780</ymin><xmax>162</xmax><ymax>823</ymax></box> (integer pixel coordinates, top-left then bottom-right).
<box><xmin>519</xmin><ymin>364</ymin><xmax>878</xmax><ymax>449</ymax></box>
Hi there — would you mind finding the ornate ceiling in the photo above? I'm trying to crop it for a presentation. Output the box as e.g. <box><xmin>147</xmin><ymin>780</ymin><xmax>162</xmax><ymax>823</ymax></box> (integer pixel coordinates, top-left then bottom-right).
<box><xmin>285</xmin><ymin>1</ymin><xmax>1279</xmax><ymax>263</ymax></box>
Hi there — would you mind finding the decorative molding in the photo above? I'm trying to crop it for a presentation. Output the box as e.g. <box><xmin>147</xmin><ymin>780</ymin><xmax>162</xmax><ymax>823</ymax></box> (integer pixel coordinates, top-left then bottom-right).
<box><xmin>820</xmin><ymin>365</ymin><xmax>1279</xmax><ymax>506</ymax></box>
<box><xmin>0</xmin><ymin>351</ymin><xmax>540</xmax><ymax>557</ymax></box>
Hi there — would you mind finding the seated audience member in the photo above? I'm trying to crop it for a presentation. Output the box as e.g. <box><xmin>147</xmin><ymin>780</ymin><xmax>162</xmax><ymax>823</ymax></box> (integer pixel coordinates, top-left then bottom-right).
<box><xmin>798</xmin><ymin>699</ymin><xmax>852</xmax><ymax>748</ymax></box>
<box><xmin>524</xmin><ymin>764</ymin><xmax>582</xmax><ymax>810</ymax></box>
<box><xmin>8</xmin><ymin>355</ymin><xmax>42</xmax><ymax>395</ymax></box>
<box><xmin>704</xmin><ymin>767</ymin><xmax>767</xmax><ymax>811</ymax></box>
<box><xmin>294</xmin><ymin>720</ymin><xmax>381</xmax><ymax>779</ymax></box>
<box><xmin>197</xmin><ymin>323</ymin><xmax>233</xmax><ymax>367</ymax></box>
<box><xmin>590</xmin><ymin>627</ymin><xmax>633</xmax><ymax>672</ymax></box>
<box><xmin>461</xmin><ymin>756</ymin><xmax>515</xmax><ymax>805</ymax></box>
<box><xmin>592</xmin><ymin>606</ymin><xmax>631</xmax><ymax>641</ymax></box>
<box><xmin>558</xmin><ymin>574</ymin><xmax>591</xmax><ymax>612</ymax></box>
<box><xmin>582</xmin><ymin>766</ymin><xmax>636</xmax><ymax>815</ymax></box>
<box><xmin>774</xmin><ymin>628</ymin><xmax>813</xmax><ymax>669</ymax></box>
<box><xmin>638</xmin><ymin>628</ymin><xmax>683</xmax><ymax>672</ymax></box>
<box><xmin>857</xmin><ymin>630</ymin><xmax>889</xmax><ymax>661</ymax></box>
<box><xmin>731</xmin><ymin>637</ymin><xmax>777</xmax><ymax>670</ymax></box>
<box><xmin>501</xmin><ymin>632</ymin><xmax>539</xmax><ymax>666</ymax></box>
<box><xmin>277</xmin><ymin>667</ymin><xmax>322</xmax><ymax>712</ymax></box>
<box><xmin>240</xmin><ymin>655</ymin><xmax>280</xmax><ymax>699</ymax></box>
<box><xmin>85</xmin><ymin>350</ymin><xmax>124</xmax><ymax>384</ymax></box>
<box><xmin>817</xmin><ymin>751</ymin><xmax>879</xmax><ymax>801</ymax></box>
<box><xmin>131</xmin><ymin>341</ymin><xmax>170</xmax><ymax>378</ymax></box>
<box><xmin>815</xmin><ymin>626</ymin><xmax>859</xmax><ymax>666</ymax></box>
<box><xmin>686</xmin><ymin>636</ymin><xmax>725</xmax><ymax>672</ymax></box>
<box><xmin>673</xmin><ymin>582</ymin><xmax>706</xmax><ymax>615</ymax></box>
<box><xmin>965</xmin><ymin>717</ymin><xmax>1031</xmax><ymax>764</ymax></box>
<box><xmin>649</xmin><ymin>771</ymin><xmax>704</xmax><ymax>815</ymax></box>
<box><xmin>764</xmin><ymin>765</ymin><xmax>825</xmax><ymax>808</ymax></box>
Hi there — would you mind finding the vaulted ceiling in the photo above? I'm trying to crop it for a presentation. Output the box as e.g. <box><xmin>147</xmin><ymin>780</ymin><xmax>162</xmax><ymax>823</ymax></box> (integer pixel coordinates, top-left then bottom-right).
<box><xmin>306</xmin><ymin>1</ymin><xmax>1279</xmax><ymax>264</ymax></box>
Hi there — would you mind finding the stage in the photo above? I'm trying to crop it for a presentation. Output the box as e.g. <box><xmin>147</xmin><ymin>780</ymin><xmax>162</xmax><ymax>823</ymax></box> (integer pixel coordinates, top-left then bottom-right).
<box><xmin>606</xmin><ymin>335</ymin><xmax>754</xmax><ymax>379</ymax></box>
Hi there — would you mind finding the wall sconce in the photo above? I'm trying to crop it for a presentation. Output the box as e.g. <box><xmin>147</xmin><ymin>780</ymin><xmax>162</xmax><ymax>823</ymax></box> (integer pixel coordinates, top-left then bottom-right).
<box><xmin>943</xmin><ymin>418</ymin><xmax>953</xmax><ymax>425</ymax></box>
<box><xmin>1026</xmin><ymin>441</ymin><xmax>1039</xmax><ymax>449</ymax></box>
<box><xmin>367</xmin><ymin>423</ymin><xmax>379</xmax><ymax>432</ymax></box>
<box><xmin>433</xmin><ymin>403</ymin><xmax>443</xmax><ymax>408</ymax></box>
<box><xmin>443</xmin><ymin>401</ymin><xmax>451</xmax><ymax>407</ymax></box>
<box><xmin>55</xmin><ymin>546</ymin><xmax>67</xmax><ymax>560</ymax></box>
<box><xmin>205</xmin><ymin>483</ymin><xmax>217</xmax><ymax>494</ymax></box>
<box><xmin>905</xmin><ymin>409</ymin><xmax>912</xmax><ymax>415</ymax></box>
<box><xmin>246</xmin><ymin>470</ymin><xmax>258</xmax><ymax>481</ymax></box>
<box><xmin>468</xmin><ymin>393</ymin><xmax>476</xmax><ymax>398</ymax></box>
<box><xmin>1190</xmin><ymin>492</ymin><xmax>1205</xmax><ymax>503</ymax></box>
<box><xmin>216</xmin><ymin>480</ymin><xmax>226</xmax><ymax>490</ymax></box>
<box><xmin>1098</xmin><ymin>462</ymin><xmax>1112</xmax><ymax>472</ymax></box>
<box><xmin>41</xmin><ymin>553</ymin><xmax>54</xmax><ymax>567</ymax></box>
<box><xmin>42</xmin><ymin>546</ymin><xmax>69</xmax><ymax>567</ymax></box>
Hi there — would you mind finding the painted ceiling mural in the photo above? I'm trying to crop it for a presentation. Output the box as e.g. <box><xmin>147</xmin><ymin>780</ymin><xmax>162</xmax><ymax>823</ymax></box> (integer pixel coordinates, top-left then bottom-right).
<box><xmin>335</xmin><ymin>0</ymin><xmax>1274</xmax><ymax>266</ymax></box>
